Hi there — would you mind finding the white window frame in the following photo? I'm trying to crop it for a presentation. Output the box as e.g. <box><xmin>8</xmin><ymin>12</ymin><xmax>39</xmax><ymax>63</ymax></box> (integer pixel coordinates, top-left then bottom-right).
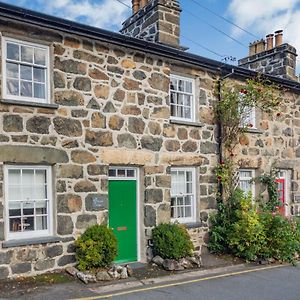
<box><xmin>4</xmin><ymin>165</ymin><xmax>53</xmax><ymax>240</ymax></box>
<box><xmin>2</xmin><ymin>37</ymin><xmax>50</xmax><ymax>104</ymax></box>
<box><xmin>238</xmin><ymin>93</ymin><xmax>256</xmax><ymax>129</ymax></box>
<box><xmin>171</xmin><ymin>167</ymin><xmax>196</xmax><ymax>223</ymax></box>
<box><xmin>277</xmin><ymin>170</ymin><xmax>290</xmax><ymax>216</ymax></box>
<box><xmin>170</xmin><ymin>74</ymin><xmax>195</xmax><ymax>122</ymax></box>
<box><xmin>238</xmin><ymin>169</ymin><xmax>255</xmax><ymax>200</ymax></box>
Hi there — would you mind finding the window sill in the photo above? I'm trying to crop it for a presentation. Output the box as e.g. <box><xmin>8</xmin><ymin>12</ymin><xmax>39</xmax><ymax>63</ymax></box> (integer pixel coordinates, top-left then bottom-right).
<box><xmin>244</xmin><ymin>128</ymin><xmax>263</xmax><ymax>134</ymax></box>
<box><xmin>184</xmin><ymin>222</ymin><xmax>202</xmax><ymax>229</ymax></box>
<box><xmin>1</xmin><ymin>99</ymin><xmax>59</xmax><ymax>109</ymax></box>
<box><xmin>170</xmin><ymin>119</ymin><xmax>204</xmax><ymax>127</ymax></box>
<box><xmin>2</xmin><ymin>236</ymin><xmax>61</xmax><ymax>248</ymax></box>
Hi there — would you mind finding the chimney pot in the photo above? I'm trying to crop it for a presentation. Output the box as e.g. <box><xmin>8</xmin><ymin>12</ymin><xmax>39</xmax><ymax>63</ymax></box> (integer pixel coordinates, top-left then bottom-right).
<box><xmin>132</xmin><ymin>0</ymin><xmax>140</xmax><ymax>14</ymax></box>
<box><xmin>266</xmin><ymin>34</ymin><xmax>274</xmax><ymax>50</ymax></box>
<box><xmin>275</xmin><ymin>30</ymin><xmax>283</xmax><ymax>47</ymax></box>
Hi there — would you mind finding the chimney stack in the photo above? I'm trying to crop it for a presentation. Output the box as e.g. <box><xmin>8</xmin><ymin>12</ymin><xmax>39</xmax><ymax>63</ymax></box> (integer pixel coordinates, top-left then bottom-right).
<box><xmin>238</xmin><ymin>30</ymin><xmax>298</xmax><ymax>81</ymax></box>
<box><xmin>121</xmin><ymin>0</ymin><xmax>182</xmax><ymax>48</ymax></box>
<box><xmin>266</xmin><ymin>34</ymin><xmax>274</xmax><ymax>50</ymax></box>
<box><xmin>275</xmin><ymin>30</ymin><xmax>283</xmax><ymax>47</ymax></box>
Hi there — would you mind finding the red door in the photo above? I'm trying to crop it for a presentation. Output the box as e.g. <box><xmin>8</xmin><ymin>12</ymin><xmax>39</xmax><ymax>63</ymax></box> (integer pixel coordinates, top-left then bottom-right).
<box><xmin>276</xmin><ymin>179</ymin><xmax>285</xmax><ymax>216</ymax></box>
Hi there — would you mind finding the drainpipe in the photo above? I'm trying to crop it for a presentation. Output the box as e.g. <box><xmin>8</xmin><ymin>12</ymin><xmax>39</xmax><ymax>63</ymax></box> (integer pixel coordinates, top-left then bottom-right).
<box><xmin>217</xmin><ymin>68</ymin><xmax>235</xmax><ymax>199</ymax></box>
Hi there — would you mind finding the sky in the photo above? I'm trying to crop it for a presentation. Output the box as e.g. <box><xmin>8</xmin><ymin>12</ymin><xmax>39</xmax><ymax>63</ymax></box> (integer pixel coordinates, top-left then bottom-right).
<box><xmin>2</xmin><ymin>0</ymin><xmax>300</xmax><ymax>73</ymax></box>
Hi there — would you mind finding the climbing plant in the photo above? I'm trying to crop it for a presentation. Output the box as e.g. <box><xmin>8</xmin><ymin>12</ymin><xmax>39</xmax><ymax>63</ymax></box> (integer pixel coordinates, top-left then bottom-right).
<box><xmin>215</xmin><ymin>76</ymin><xmax>282</xmax><ymax>155</ymax></box>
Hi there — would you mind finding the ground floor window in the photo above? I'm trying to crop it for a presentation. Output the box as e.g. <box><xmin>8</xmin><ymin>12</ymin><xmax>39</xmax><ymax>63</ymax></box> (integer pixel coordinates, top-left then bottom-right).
<box><xmin>4</xmin><ymin>165</ymin><xmax>52</xmax><ymax>240</ymax></box>
<box><xmin>171</xmin><ymin>168</ymin><xmax>196</xmax><ymax>223</ymax></box>
<box><xmin>238</xmin><ymin>169</ymin><xmax>255</xmax><ymax>198</ymax></box>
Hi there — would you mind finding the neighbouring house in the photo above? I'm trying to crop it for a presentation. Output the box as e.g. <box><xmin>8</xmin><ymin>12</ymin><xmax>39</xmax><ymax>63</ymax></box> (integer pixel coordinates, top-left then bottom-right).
<box><xmin>0</xmin><ymin>0</ymin><xmax>300</xmax><ymax>278</ymax></box>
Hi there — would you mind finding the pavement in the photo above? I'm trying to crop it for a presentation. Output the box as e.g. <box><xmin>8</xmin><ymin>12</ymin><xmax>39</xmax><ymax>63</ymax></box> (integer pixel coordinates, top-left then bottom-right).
<box><xmin>0</xmin><ymin>254</ymin><xmax>291</xmax><ymax>300</ymax></box>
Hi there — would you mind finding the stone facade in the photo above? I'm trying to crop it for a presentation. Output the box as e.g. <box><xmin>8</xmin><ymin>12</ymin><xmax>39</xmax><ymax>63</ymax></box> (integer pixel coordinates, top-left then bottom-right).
<box><xmin>0</xmin><ymin>14</ymin><xmax>217</xmax><ymax>278</ymax></box>
<box><xmin>121</xmin><ymin>0</ymin><xmax>181</xmax><ymax>48</ymax></box>
<box><xmin>0</xmin><ymin>1</ymin><xmax>300</xmax><ymax>279</ymax></box>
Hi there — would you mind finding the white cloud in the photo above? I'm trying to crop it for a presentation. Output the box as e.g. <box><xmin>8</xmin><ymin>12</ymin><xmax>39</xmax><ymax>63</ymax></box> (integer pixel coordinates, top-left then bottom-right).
<box><xmin>26</xmin><ymin>0</ymin><xmax>132</xmax><ymax>31</ymax></box>
<box><xmin>227</xmin><ymin>0</ymin><xmax>300</xmax><ymax>50</ymax></box>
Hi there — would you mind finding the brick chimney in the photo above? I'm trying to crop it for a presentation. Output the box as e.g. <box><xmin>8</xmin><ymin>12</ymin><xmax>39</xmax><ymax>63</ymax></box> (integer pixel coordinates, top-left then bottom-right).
<box><xmin>121</xmin><ymin>0</ymin><xmax>182</xmax><ymax>48</ymax></box>
<box><xmin>238</xmin><ymin>30</ymin><xmax>298</xmax><ymax>81</ymax></box>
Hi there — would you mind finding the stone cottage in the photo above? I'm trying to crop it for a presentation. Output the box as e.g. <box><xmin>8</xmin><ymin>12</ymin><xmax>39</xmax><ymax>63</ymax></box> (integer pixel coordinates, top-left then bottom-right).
<box><xmin>0</xmin><ymin>0</ymin><xmax>300</xmax><ymax>278</ymax></box>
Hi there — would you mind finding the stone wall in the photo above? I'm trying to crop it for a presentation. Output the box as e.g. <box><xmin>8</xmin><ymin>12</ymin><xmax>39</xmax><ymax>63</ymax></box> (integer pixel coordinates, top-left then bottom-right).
<box><xmin>0</xmin><ymin>18</ymin><xmax>218</xmax><ymax>278</ymax></box>
<box><xmin>234</xmin><ymin>89</ymin><xmax>300</xmax><ymax>215</ymax></box>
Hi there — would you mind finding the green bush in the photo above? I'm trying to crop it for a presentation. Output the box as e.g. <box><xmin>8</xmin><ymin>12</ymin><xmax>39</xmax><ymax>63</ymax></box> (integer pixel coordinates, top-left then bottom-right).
<box><xmin>75</xmin><ymin>225</ymin><xmax>117</xmax><ymax>271</ymax></box>
<box><xmin>209</xmin><ymin>187</ymin><xmax>300</xmax><ymax>263</ymax></box>
<box><xmin>260</xmin><ymin>212</ymin><xmax>300</xmax><ymax>262</ymax></box>
<box><xmin>152</xmin><ymin>223</ymin><xmax>194</xmax><ymax>260</ymax></box>
<box><xmin>228</xmin><ymin>198</ymin><xmax>266</xmax><ymax>261</ymax></box>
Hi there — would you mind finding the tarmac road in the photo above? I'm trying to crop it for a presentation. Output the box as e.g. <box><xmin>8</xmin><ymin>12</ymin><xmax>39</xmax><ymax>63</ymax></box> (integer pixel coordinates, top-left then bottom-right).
<box><xmin>78</xmin><ymin>265</ymin><xmax>300</xmax><ymax>300</ymax></box>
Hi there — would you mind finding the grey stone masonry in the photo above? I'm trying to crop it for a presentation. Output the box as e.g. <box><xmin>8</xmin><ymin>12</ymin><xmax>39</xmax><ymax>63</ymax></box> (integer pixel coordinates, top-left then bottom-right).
<box><xmin>121</xmin><ymin>0</ymin><xmax>181</xmax><ymax>48</ymax></box>
<box><xmin>238</xmin><ymin>43</ymin><xmax>298</xmax><ymax>81</ymax></box>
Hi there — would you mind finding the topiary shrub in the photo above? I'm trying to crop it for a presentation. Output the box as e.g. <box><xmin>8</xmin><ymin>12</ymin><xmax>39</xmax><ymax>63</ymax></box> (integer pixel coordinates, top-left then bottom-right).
<box><xmin>75</xmin><ymin>224</ymin><xmax>117</xmax><ymax>271</ymax></box>
<box><xmin>152</xmin><ymin>223</ymin><xmax>194</xmax><ymax>260</ymax></box>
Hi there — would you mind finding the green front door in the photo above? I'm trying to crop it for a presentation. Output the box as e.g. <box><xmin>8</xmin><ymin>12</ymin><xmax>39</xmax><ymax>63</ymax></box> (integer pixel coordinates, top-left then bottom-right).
<box><xmin>109</xmin><ymin>179</ymin><xmax>137</xmax><ymax>263</ymax></box>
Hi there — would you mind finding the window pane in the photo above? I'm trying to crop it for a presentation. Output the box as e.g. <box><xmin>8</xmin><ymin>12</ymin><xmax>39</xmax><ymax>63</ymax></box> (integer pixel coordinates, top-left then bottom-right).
<box><xmin>184</xmin><ymin>107</ymin><xmax>191</xmax><ymax>119</ymax></box>
<box><xmin>21</xmin><ymin>46</ymin><xmax>33</xmax><ymax>63</ymax></box>
<box><xmin>35</xmin><ymin>185</ymin><xmax>47</xmax><ymax>199</ymax></box>
<box><xmin>185</xmin><ymin>81</ymin><xmax>192</xmax><ymax>93</ymax></box>
<box><xmin>170</xmin><ymin>78</ymin><xmax>177</xmax><ymax>91</ymax></box>
<box><xmin>7</xmin><ymin>43</ymin><xmax>19</xmax><ymax>61</ymax></box>
<box><xmin>7</xmin><ymin>79</ymin><xmax>19</xmax><ymax>96</ymax></box>
<box><xmin>33</xmin><ymin>67</ymin><xmax>45</xmax><ymax>83</ymax></box>
<box><xmin>8</xmin><ymin>169</ymin><xmax>21</xmax><ymax>184</ymax></box>
<box><xmin>36</xmin><ymin>216</ymin><xmax>47</xmax><ymax>230</ymax></box>
<box><xmin>34</xmin><ymin>48</ymin><xmax>46</xmax><ymax>66</ymax></box>
<box><xmin>23</xmin><ymin>202</ymin><xmax>34</xmax><ymax>215</ymax></box>
<box><xmin>127</xmin><ymin>169</ymin><xmax>135</xmax><ymax>177</ymax></box>
<box><xmin>117</xmin><ymin>169</ymin><xmax>126</xmax><ymax>177</ymax></box>
<box><xmin>10</xmin><ymin>218</ymin><xmax>22</xmax><ymax>232</ymax></box>
<box><xmin>185</xmin><ymin>206</ymin><xmax>192</xmax><ymax>217</ymax></box>
<box><xmin>34</xmin><ymin>83</ymin><xmax>45</xmax><ymax>99</ymax></box>
<box><xmin>21</xmin><ymin>81</ymin><xmax>33</xmax><ymax>97</ymax></box>
<box><xmin>9</xmin><ymin>202</ymin><xmax>21</xmax><ymax>216</ymax></box>
<box><xmin>36</xmin><ymin>170</ymin><xmax>47</xmax><ymax>184</ymax></box>
<box><xmin>23</xmin><ymin>216</ymin><xmax>34</xmax><ymax>231</ymax></box>
<box><xmin>109</xmin><ymin>169</ymin><xmax>116</xmax><ymax>177</ymax></box>
<box><xmin>8</xmin><ymin>186</ymin><xmax>21</xmax><ymax>201</ymax></box>
<box><xmin>22</xmin><ymin>169</ymin><xmax>34</xmax><ymax>185</ymax></box>
<box><xmin>36</xmin><ymin>201</ymin><xmax>47</xmax><ymax>214</ymax></box>
<box><xmin>178</xmin><ymin>80</ymin><xmax>184</xmax><ymax>91</ymax></box>
<box><xmin>20</xmin><ymin>65</ymin><xmax>32</xmax><ymax>80</ymax></box>
<box><xmin>23</xmin><ymin>186</ymin><xmax>34</xmax><ymax>200</ymax></box>
<box><xmin>185</xmin><ymin>195</ymin><xmax>192</xmax><ymax>205</ymax></box>
<box><xmin>178</xmin><ymin>94</ymin><xmax>184</xmax><ymax>105</ymax></box>
<box><xmin>7</xmin><ymin>63</ymin><xmax>19</xmax><ymax>79</ymax></box>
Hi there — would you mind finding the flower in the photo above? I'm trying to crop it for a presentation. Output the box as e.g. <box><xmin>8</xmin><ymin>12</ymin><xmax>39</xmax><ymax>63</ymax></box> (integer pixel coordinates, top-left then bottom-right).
<box><xmin>248</xmin><ymin>123</ymin><xmax>253</xmax><ymax>128</ymax></box>
<box><xmin>217</xmin><ymin>176</ymin><xmax>222</xmax><ymax>181</ymax></box>
<box><xmin>220</xmin><ymin>160</ymin><xmax>225</xmax><ymax>165</ymax></box>
<box><xmin>276</xmin><ymin>112</ymin><xmax>281</xmax><ymax>117</ymax></box>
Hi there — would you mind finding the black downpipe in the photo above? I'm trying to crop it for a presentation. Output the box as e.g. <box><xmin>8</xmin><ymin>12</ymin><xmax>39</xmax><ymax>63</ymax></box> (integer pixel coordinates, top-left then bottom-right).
<box><xmin>217</xmin><ymin>79</ymin><xmax>223</xmax><ymax>199</ymax></box>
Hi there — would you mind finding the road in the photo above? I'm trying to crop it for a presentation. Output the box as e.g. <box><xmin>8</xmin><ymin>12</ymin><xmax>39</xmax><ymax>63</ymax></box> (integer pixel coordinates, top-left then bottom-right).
<box><xmin>85</xmin><ymin>265</ymin><xmax>300</xmax><ymax>300</ymax></box>
<box><xmin>13</xmin><ymin>264</ymin><xmax>300</xmax><ymax>300</ymax></box>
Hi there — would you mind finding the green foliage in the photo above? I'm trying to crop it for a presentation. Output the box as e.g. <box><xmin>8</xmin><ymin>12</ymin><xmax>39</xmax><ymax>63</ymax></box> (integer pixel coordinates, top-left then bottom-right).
<box><xmin>215</xmin><ymin>76</ymin><xmax>282</xmax><ymax>153</ymax></box>
<box><xmin>75</xmin><ymin>225</ymin><xmax>117</xmax><ymax>271</ymax></box>
<box><xmin>257</xmin><ymin>168</ymin><xmax>282</xmax><ymax>212</ymax></box>
<box><xmin>260</xmin><ymin>212</ymin><xmax>300</xmax><ymax>262</ymax></box>
<box><xmin>215</xmin><ymin>160</ymin><xmax>235</xmax><ymax>197</ymax></box>
<box><xmin>209</xmin><ymin>189</ymin><xmax>300</xmax><ymax>262</ymax></box>
<box><xmin>152</xmin><ymin>223</ymin><xmax>194</xmax><ymax>260</ymax></box>
<box><xmin>228</xmin><ymin>197</ymin><xmax>266</xmax><ymax>261</ymax></box>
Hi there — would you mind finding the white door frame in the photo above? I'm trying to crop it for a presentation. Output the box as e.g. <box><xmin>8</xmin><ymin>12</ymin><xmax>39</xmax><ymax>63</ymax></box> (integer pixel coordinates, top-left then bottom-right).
<box><xmin>108</xmin><ymin>166</ymin><xmax>141</xmax><ymax>262</ymax></box>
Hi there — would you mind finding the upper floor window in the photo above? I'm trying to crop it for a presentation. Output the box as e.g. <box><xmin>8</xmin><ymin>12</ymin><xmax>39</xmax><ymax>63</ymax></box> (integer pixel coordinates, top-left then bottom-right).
<box><xmin>238</xmin><ymin>169</ymin><xmax>255</xmax><ymax>198</ymax></box>
<box><xmin>171</xmin><ymin>168</ymin><xmax>196</xmax><ymax>223</ymax></box>
<box><xmin>239</xmin><ymin>92</ymin><xmax>256</xmax><ymax>128</ymax></box>
<box><xmin>4</xmin><ymin>165</ymin><xmax>53</xmax><ymax>240</ymax></box>
<box><xmin>170</xmin><ymin>75</ymin><xmax>195</xmax><ymax>121</ymax></box>
<box><xmin>2</xmin><ymin>37</ymin><xmax>50</xmax><ymax>103</ymax></box>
